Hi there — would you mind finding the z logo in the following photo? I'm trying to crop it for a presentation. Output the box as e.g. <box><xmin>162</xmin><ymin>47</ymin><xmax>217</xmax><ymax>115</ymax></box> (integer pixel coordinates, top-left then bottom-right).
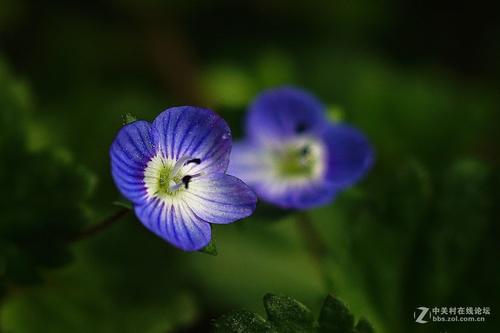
<box><xmin>414</xmin><ymin>307</ymin><xmax>430</xmax><ymax>324</ymax></box>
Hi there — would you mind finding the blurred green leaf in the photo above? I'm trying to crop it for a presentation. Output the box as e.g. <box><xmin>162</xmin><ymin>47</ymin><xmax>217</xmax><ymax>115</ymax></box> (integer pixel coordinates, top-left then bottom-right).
<box><xmin>1</xmin><ymin>235</ymin><xmax>198</xmax><ymax>333</ymax></box>
<box><xmin>122</xmin><ymin>113</ymin><xmax>137</xmax><ymax>125</ymax></box>
<box><xmin>202</xmin><ymin>64</ymin><xmax>256</xmax><ymax>108</ymax></box>
<box><xmin>0</xmin><ymin>57</ymin><xmax>30</xmax><ymax>149</ymax></box>
<box><xmin>213</xmin><ymin>310</ymin><xmax>274</xmax><ymax>333</ymax></box>
<box><xmin>113</xmin><ymin>200</ymin><xmax>133</xmax><ymax>210</ymax></box>
<box><xmin>199</xmin><ymin>238</ymin><xmax>218</xmax><ymax>256</ymax></box>
<box><xmin>263</xmin><ymin>293</ymin><xmax>316</xmax><ymax>333</ymax></box>
<box><xmin>317</xmin><ymin>295</ymin><xmax>354</xmax><ymax>333</ymax></box>
<box><xmin>213</xmin><ymin>294</ymin><xmax>373</xmax><ymax>333</ymax></box>
<box><xmin>0</xmin><ymin>59</ymin><xmax>95</xmax><ymax>291</ymax></box>
<box><xmin>354</xmin><ymin>318</ymin><xmax>374</xmax><ymax>333</ymax></box>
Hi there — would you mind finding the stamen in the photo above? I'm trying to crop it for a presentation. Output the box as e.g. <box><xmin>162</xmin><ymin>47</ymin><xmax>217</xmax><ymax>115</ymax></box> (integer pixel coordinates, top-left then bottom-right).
<box><xmin>168</xmin><ymin>181</ymin><xmax>183</xmax><ymax>192</ymax></box>
<box><xmin>171</xmin><ymin>156</ymin><xmax>190</xmax><ymax>177</ymax></box>
<box><xmin>166</xmin><ymin>173</ymin><xmax>202</xmax><ymax>192</ymax></box>
<box><xmin>171</xmin><ymin>157</ymin><xmax>202</xmax><ymax>177</ymax></box>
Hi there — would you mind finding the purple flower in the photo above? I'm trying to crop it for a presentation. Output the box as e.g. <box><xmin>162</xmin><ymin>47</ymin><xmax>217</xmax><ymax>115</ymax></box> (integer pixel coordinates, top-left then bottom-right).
<box><xmin>110</xmin><ymin>107</ymin><xmax>257</xmax><ymax>251</ymax></box>
<box><xmin>228</xmin><ymin>87</ymin><xmax>374</xmax><ymax>210</ymax></box>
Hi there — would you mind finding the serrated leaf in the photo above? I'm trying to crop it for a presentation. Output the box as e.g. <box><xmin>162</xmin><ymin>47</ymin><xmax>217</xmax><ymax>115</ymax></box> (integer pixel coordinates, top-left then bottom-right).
<box><xmin>318</xmin><ymin>295</ymin><xmax>354</xmax><ymax>333</ymax></box>
<box><xmin>212</xmin><ymin>310</ymin><xmax>274</xmax><ymax>333</ymax></box>
<box><xmin>263</xmin><ymin>294</ymin><xmax>315</xmax><ymax>333</ymax></box>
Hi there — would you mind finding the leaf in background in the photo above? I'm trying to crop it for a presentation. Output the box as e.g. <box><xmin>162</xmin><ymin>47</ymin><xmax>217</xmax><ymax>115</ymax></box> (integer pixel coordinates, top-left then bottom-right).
<box><xmin>317</xmin><ymin>294</ymin><xmax>354</xmax><ymax>333</ymax></box>
<box><xmin>354</xmin><ymin>317</ymin><xmax>374</xmax><ymax>333</ymax></box>
<box><xmin>263</xmin><ymin>293</ymin><xmax>316</xmax><ymax>333</ymax></box>
<box><xmin>0</xmin><ymin>57</ymin><xmax>30</xmax><ymax>149</ymax></box>
<box><xmin>213</xmin><ymin>293</ymin><xmax>374</xmax><ymax>333</ymax></box>
<box><xmin>213</xmin><ymin>310</ymin><xmax>274</xmax><ymax>333</ymax></box>
<box><xmin>1</xmin><ymin>213</ymin><xmax>200</xmax><ymax>333</ymax></box>
<box><xmin>199</xmin><ymin>237</ymin><xmax>218</xmax><ymax>256</ymax></box>
<box><xmin>0</xmin><ymin>60</ymin><xmax>95</xmax><ymax>291</ymax></box>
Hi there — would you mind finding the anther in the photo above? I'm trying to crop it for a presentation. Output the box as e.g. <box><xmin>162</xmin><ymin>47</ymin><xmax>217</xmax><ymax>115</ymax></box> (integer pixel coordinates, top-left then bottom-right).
<box><xmin>295</xmin><ymin>122</ymin><xmax>308</xmax><ymax>134</ymax></box>
<box><xmin>300</xmin><ymin>146</ymin><xmax>310</xmax><ymax>156</ymax></box>
<box><xmin>186</xmin><ymin>158</ymin><xmax>201</xmax><ymax>165</ymax></box>
<box><xmin>182</xmin><ymin>175</ymin><xmax>192</xmax><ymax>189</ymax></box>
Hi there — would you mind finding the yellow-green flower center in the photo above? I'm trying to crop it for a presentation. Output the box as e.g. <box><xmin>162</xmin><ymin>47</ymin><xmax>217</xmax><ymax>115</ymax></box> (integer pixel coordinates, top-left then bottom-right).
<box><xmin>271</xmin><ymin>137</ymin><xmax>325</xmax><ymax>181</ymax></box>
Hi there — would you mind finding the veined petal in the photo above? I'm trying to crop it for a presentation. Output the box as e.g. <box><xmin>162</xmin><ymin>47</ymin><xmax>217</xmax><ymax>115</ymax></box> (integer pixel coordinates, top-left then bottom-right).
<box><xmin>183</xmin><ymin>173</ymin><xmax>257</xmax><ymax>224</ymax></box>
<box><xmin>246</xmin><ymin>87</ymin><xmax>327</xmax><ymax>145</ymax></box>
<box><xmin>135</xmin><ymin>198</ymin><xmax>211</xmax><ymax>251</ymax></box>
<box><xmin>322</xmin><ymin>124</ymin><xmax>374</xmax><ymax>188</ymax></box>
<box><xmin>151</xmin><ymin>107</ymin><xmax>232</xmax><ymax>174</ymax></box>
<box><xmin>110</xmin><ymin>120</ymin><xmax>156</xmax><ymax>204</ymax></box>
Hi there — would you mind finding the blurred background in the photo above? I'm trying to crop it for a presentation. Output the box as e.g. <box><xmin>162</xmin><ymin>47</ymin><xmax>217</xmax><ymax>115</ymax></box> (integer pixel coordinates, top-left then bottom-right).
<box><xmin>0</xmin><ymin>1</ymin><xmax>499</xmax><ymax>332</ymax></box>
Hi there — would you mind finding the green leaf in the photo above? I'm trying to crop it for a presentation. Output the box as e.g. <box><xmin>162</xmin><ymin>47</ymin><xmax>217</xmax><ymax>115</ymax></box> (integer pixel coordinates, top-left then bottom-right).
<box><xmin>213</xmin><ymin>294</ymin><xmax>373</xmax><ymax>333</ymax></box>
<box><xmin>318</xmin><ymin>295</ymin><xmax>354</xmax><ymax>333</ymax></box>
<box><xmin>0</xmin><ymin>150</ymin><xmax>94</xmax><ymax>288</ymax></box>
<box><xmin>263</xmin><ymin>293</ymin><xmax>315</xmax><ymax>333</ymax></box>
<box><xmin>212</xmin><ymin>310</ymin><xmax>274</xmax><ymax>333</ymax></box>
<box><xmin>0</xmin><ymin>60</ymin><xmax>95</xmax><ymax>290</ymax></box>
<box><xmin>2</xmin><ymin>212</ymin><xmax>199</xmax><ymax>333</ymax></box>
<box><xmin>199</xmin><ymin>238</ymin><xmax>218</xmax><ymax>256</ymax></box>
<box><xmin>122</xmin><ymin>113</ymin><xmax>137</xmax><ymax>125</ymax></box>
<box><xmin>0</xmin><ymin>58</ymin><xmax>31</xmax><ymax>149</ymax></box>
<box><xmin>354</xmin><ymin>317</ymin><xmax>374</xmax><ymax>333</ymax></box>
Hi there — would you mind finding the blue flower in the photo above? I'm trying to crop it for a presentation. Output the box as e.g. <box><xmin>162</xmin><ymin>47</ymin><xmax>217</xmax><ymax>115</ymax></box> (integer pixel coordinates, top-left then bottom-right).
<box><xmin>110</xmin><ymin>107</ymin><xmax>257</xmax><ymax>251</ymax></box>
<box><xmin>228</xmin><ymin>87</ymin><xmax>374</xmax><ymax>210</ymax></box>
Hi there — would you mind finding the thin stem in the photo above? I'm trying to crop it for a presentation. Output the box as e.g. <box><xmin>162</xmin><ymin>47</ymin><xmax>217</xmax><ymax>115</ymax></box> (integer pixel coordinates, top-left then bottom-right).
<box><xmin>68</xmin><ymin>208</ymin><xmax>130</xmax><ymax>242</ymax></box>
<box><xmin>296</xmin><ymin>212</ymin><xmax>335</xmax><ymax>291</ymax></box>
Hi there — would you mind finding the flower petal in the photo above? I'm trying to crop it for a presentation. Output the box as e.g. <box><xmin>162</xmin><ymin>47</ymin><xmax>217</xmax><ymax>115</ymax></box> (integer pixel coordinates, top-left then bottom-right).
<box><xmin>227</xmin><ymin>141</ymin><xmax>271</xmax><ymax>189</ymax></box>
<box><xmin>323</xmin><ymin>124</ymin><xmax>374</xmax><ymax>188</ymax></box>
<box><xmin>110</xmin><ymin>120</ymin><xmax>156</xmax><ymax>204</ymax></box>
<box><xmin>151</xmin><ymin>107</ymin><xmax>232</xmax><ymax>174</ymax></box>
<box><xmin>246</xmin><ymin>87</ymin><xmax>327</xmax><ymax>145</ymax></box>
<box><xmin>135</xmin><ymin>198</ymin><xmax>211</xmax><ymax>251</ymax></box>
<box><xmin>228</xmin><ymin>141</ymin><xmax>337</xmax><ymax>210</ymax></box>
<box><xmin>261</xmin><ymin>181</ymin><xmax>337</xmax><ymax>210</ymax></box>
<box><xmin>183</xmin><ymin>173</ymin><xmax>257</xmax><ymax>224</ymax></box>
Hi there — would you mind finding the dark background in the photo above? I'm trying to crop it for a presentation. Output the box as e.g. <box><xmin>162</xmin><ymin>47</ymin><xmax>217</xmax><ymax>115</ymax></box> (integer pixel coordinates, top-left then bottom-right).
<box><xmin>0</xmin><ymin>1</ymin><xmax>499</xmax><ymax>332</ymax></box>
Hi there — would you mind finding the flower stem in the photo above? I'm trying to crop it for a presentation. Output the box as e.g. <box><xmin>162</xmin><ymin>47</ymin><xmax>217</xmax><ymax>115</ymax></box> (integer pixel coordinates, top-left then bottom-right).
<box><xmin>69</xmin><ymin>207</ymin><xmax>130</xmax><ymax>242</ymax></box>
<box><xmin>296</xmin><ymin>212</ymin><xmax>335</xmax><ymax>291</ymax></box>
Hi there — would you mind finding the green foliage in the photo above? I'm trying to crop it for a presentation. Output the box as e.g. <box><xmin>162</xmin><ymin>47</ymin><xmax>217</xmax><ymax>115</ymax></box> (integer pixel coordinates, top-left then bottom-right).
<box><xmin>213</xmin><ymin>310</ymin><xmax>273</xmax><ymax>333</ymax></box>
<box><xmin>0</xmin><ymin>60</ymin><xmax>94</xmax><ymax>292</ymax></box>
<box><xmin>122</xmin><ymin>112</ymin><xmax>138</xmax><ymax>125</ymax></box>
<box><xmin>317</xmin><ymin>295</ymin><xmax>354</xmax><ymax>333</ymax></box>
<box><xmin>354</xmin><ymin>318</ymin><xmax>374</xmax><ymax>333</ymax></box>
<box><xmin>199</xmin><ymin>237</ymin><xmax>218</xmax><ymax>256</ymax></box>
<box><xmin>264</xmin><ymin>294</ymin><xmax>316</xmax><ymax>332</ymax></box>
<box><xmin>213</xmin><ymin>294</ymin><xmax>374</xmax><ymax>333</ymax></box>
<box><xmin>1</xmin><ymin>226</ymin><xmax>199</xmax><ymax>333</ymax></box>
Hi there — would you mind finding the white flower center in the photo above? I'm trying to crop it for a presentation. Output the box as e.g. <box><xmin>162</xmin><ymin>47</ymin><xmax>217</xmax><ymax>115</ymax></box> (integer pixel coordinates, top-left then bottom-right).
<box><xmin>144</xmin><ymin>153</ymin><xmax>201</xmax><ymax>199</ymax></box>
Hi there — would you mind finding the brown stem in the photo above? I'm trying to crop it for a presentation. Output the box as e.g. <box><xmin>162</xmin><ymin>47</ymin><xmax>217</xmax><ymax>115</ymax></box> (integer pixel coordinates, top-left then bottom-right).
<box><xmin>68</xmin><ymin>208</ymin><xmax>130</xmax><ymax>242</ymax></box>
<box><xmin>296</xmin><ymin>212</ymin><xmax>335</xmax><ymax>291</ymax></box>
